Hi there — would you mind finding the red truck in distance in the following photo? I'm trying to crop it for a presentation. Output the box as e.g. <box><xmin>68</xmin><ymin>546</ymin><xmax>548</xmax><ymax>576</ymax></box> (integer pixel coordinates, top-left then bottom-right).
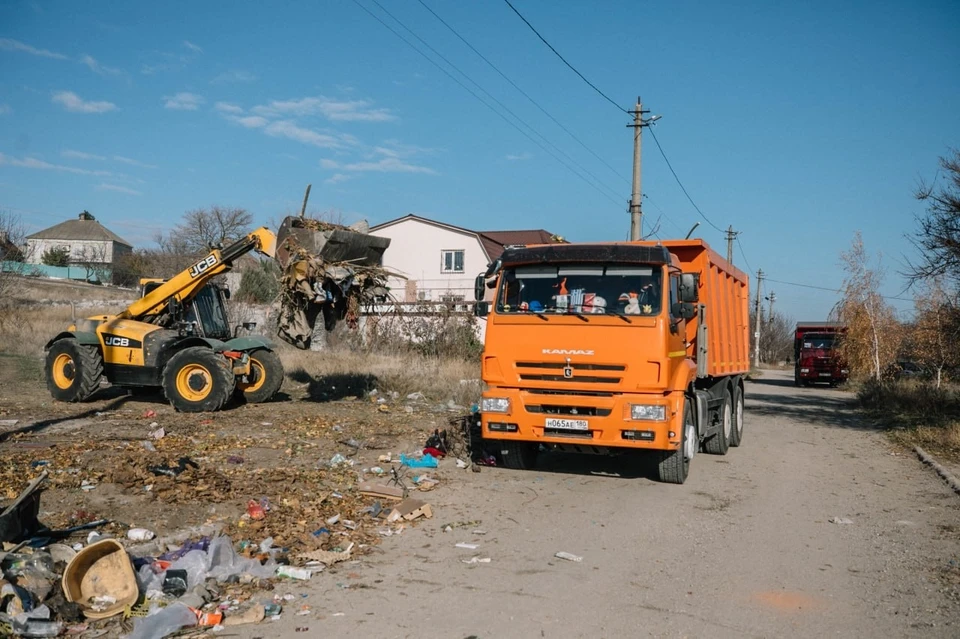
<box><xmin>794</xmin><ymin>322</ymin><xmax>848</xmax><ymax>387</ymax></box>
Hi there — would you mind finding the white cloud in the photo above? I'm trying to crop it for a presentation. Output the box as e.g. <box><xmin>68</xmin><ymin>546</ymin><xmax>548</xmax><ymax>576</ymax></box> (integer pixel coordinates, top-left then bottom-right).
<box><xmin>214</xmin><ymin>101</ymin><xmax>243</xmax><ymax>114</ymax></box>
<box><xmin>226</xmin><ymin>115</ymin><xmax>268</xmax><ymax>129</ymax></box>
<box><xmin>97</xmin><ymin>183</ymin><xmax>142</xmax><ymax>196</ymax></box>
<box><xmin>62</xmin><ymin>149</ymin><xmax>106</xmax><ymax>161</ymax></box>
<box><xmin>52</xmin><ymin>91</ymin><xmax>117</xmax><ymax>113</ymax></box>
<box><xmin>163</xmin><ymin>92</ymin><xmax>204</xmax><ymax>110</ymax></box>
<box><xmin>506</xmin><ymin>152</ymin><xmax>533</xmax><ymax>161</ymax></box>
<box><xmin>264</xmin><ymin>120</ymin><xmax>352</xmax><ymax>149</ymax></box>
<box><xmin>252</xmin><ymin>96</ymin><xmax>395</xmax><ymax>122</ymax></box>
<box><xmin>0</xmin><ymin>152</ymin><xmax>113</xmax><ymax>176</ymax></box>
<box><xmin>211</xmin><ymin>70</ymin><xmax>257</xmax><ymax>84</ymax></box>
<box><xmin>80</xmin><ymin>54</ymin><xmax>122</xmax><ymax>76</ymax></box>
<box><xmin>320</xmin><ymin>156</ymin><xmax>436</xmax><ymax>175</ymax></box>
<box><xmin>113</xmin><ymin>155</ymin><xmax>158</xmax><ymax>169</ymax></box>
<box><xmin>324</xmin><ymin>173</ymin><xmax>353</xmax><ymax>185</ymax></box>
<box><xmin>0</xmin><ymin>37</ymin><xmax>68</xmax><ymax>60</ymax></box>
<box><xmin>183</xmin><ymin>40</ymin><xmax>203</xmax><ymax>54</ymax></box>
<box><xmin>0</xmin><ymin>104</ymin><xmax>11</xmax><ymax>115</ymax></box>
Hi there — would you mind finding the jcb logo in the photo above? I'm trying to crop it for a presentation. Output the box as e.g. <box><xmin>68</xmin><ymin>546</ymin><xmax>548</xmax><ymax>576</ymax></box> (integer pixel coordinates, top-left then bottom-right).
<box><xmin>105</xmin><ymin>336</ymin><xmax>129</xmax><ymax>347</ymax></box>
<box><xmin>189</xmin><ymin>255</ymin><xmax>218</xmax><ymax>278</ymax></box>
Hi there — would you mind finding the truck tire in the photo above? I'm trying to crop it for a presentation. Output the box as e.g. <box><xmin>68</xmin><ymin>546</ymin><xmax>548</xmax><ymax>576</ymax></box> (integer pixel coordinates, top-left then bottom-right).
<box><xmin>794</xmin><ymin>369</ymin><xmax>802</xmax><ymax>387</ymax></box>
<box><xmin>704</xmin><ymin>393</ymin><xmax>731</xmax><ymax>455</ymax></box>
<box><xmin>163</xmin><ymin>347</ymin><xmax>235</xmax><ymax>413</ymax></box>
<box><xmin>45</xmin><ymin>338</ymin><xmax>103</xmax><ymax>403</ymax></box>
<box><xmin>497</xmin><ymin>440</ymin><xmax>538</xmax><ymax>470</ymax></box>
<box><xmin>235</xmin><ymin>349</ymin><xmax>284</xmax><ymax>404</ymax></box>
<box><xmin>657</xmin><ymin>398</ymin><xmax>695</xmax><ymax>484</ymax></box>
<box><xmin>729</xmin><ymin>384</ymin><xmax>745</xmax><ymax>447</ymax></box>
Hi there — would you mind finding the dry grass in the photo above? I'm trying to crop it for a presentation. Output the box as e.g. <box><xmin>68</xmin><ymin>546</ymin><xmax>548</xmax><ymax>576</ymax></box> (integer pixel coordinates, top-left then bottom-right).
<box><xmin>858</xmin><ymin>378</ymin><xmax>960</xmax><ymax>461</ymax></box>
<box><xmin>9</xmin><ymin>275</ymin><xmax>137</xmax><ymax>303</ymax></box>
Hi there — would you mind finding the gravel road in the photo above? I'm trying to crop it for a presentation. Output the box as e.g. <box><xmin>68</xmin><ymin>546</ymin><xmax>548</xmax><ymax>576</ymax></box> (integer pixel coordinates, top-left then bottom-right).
<box><xmin>241</xmin><ymin>369</ymin><xmax>960</xmax><ymax>638</ymax></box>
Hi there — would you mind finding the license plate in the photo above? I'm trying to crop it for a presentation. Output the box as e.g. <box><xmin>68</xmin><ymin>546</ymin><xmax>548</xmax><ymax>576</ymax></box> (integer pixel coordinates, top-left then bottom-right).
<box><xmin>545</xmin><ymin>417</ymin><xmax>589</xmax><ymax>431</ymax></box>
<box><xmin>819</xmin><ymin>373</ymin><xmax>831</xmax><ymax>377</ymax></box>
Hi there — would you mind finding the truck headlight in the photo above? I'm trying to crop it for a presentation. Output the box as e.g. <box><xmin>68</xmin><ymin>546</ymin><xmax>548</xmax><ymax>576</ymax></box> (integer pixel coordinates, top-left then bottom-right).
<box><xmin>841</xmin><ymin>369</ymin><xmax>849</xmax><ymax>374</ymax></box>
<box><xmin>800</xmin><ymin>368</ymin><xmax>809</xmax><ymax>373</ymax></box>
<box><xmin>630</xmin><ymin>404</ymin><xmax>666</xmax><ymax>421</ymax></box>
<box><xmin>481</xmin><ymin>397</ymin><xmax>511</xmax><ymax>413</ymax></box>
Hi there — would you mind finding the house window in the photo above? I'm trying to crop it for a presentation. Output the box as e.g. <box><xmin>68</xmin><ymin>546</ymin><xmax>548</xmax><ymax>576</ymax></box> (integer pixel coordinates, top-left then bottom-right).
<box><xmin>441</xmin><ymin>249</ymin><xmax>464</xmax><ymax>273</ymax></box>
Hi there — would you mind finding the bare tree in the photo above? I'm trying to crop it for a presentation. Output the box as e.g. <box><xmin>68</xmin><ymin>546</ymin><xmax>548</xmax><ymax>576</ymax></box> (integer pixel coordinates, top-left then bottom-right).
<box><xmin>73</xmin><ymin>243</ymin><xmax>112</xmax><ymax>283</ymax></box>
<box><xmin>163</xmin><ymin>206</ymin><xmax>253</xmax><ymax>255</ymax></box>
<box><xmin>0</xmin><ymin>209</ymin><xmax>28</xmax><ymax>299</ymax></box>
<box><xmin>833</xmin><ymin>232</ymin><xmax>903</xmax><ymax>381</ymax></box>
<box><xmin>905</xmin><ymin>149</ymin><xmax>960</xmax><ymax>285</ymax></box>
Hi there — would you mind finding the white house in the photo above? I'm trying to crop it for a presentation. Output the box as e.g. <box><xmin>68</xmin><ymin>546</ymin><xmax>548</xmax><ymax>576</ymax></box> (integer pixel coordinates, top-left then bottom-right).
<box><xmin>369</xmin><ymin>214</ymin><xmax>564</xmax><ymax>304</ymax></box>
<box><xmin>25</xmin><ymin>211</ymin><xmax>133</xmax><ymax>266</ymax></box>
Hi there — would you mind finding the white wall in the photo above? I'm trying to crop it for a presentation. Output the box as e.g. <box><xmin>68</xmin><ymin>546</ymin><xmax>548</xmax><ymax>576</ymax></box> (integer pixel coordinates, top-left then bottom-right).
<box><xmin>371</xmin><ymin>218</ymin><xmax>492</xmax><ymax>303</ymax></box>
<box><xmin>26</xmin><ymin>239</ymin><xmax>124</xmax><ymax>265</ymax></box>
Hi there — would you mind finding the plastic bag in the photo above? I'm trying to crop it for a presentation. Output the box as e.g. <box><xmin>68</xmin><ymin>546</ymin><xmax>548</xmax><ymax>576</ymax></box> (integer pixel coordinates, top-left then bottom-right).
<box><xmin>205</xmin><ymin>535</ymin><xmax>276</xmax><ymax>582</ymax></box>
<box><xmin>168</xmin><ymin>550</ymin><xmax>209</xmax><ymax>589</ymax></box>
<box><xmin>127</xmin><ymin>602</ymin><xmax>196</xmax><ymax>639</ymax></box>
<box><xmin>399</xmin><ymin>453</ymin><xmax>438</xmax><ymax>468</ymax></box>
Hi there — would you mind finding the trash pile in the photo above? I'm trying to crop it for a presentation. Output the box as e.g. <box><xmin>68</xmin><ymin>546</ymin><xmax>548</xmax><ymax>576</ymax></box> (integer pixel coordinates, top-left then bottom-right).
<box><xmin>0</xmin><ymin>420</ymin><xmax>488</xmax><ymax>637</ymax></box>
<box><xmin>273</xmin><ymin>215</ymin><xmax>399</xmax><ymax>349</ymax></box>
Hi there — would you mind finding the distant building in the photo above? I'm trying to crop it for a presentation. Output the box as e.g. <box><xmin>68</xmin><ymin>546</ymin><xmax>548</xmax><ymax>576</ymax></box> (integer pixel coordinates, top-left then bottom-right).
<box><xmin>369</xmin><ymin>214</ymin><xmax>566</xmax><ymax>303</ymax></box>
<box><xmin>25</xmin><ymin>211</ymin><xmax>133</xmax><ymax>266</ymax></box>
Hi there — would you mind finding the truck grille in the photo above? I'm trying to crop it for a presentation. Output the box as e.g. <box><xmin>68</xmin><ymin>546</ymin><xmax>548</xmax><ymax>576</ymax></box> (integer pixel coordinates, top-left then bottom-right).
<box><xmin>527</xmin><ymin>404</ymin><xmax>612</xmax><ymax>417</ymax></box>
<box><xmin>520</xmin><ymin>374</ymin><xmax>621</xmax><ymax>384</ymax></box>
<box><xmin>516</xmin><ymin>362</ymin><xmax>625</xmax><ymax>372</ymax></box>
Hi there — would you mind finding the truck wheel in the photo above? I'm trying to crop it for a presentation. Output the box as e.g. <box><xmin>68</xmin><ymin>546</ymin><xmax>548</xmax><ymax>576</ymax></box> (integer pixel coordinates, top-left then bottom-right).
<box><xmin>235</xmin><ymin>349</ymin><xmax>284</xmax><ymax>404</ymax></box>
<box><xmin>657</xmin><ymin>398</ymin><xmax>695</xmax><ymax>484</ymax></box>
<box><xmin>497</xmin><ymin>440</ymin><xmax>538</xmax><ymax>470</ymax></box>
<box><xmin>163</xmin><ymin>347</ymin><xmax>234</xmax><ymax>413</ymax></box>
<box><xmin>729</xmin><ymin>384</ymin><xmax>745</xmax><ymax>447</ymax></box>
<box><xmin>45</xmin><ymin>338</ymin><xmax>103</xmax><ymax>402</ymax></box>
<box><xmin>794</xmin><ymin>371</ymin><xmax>802</xmax><ymax>387</ymax></box>
<box><xmin>704</xmin><ymin>393</ymin><xmax>731</xmax><ymax>455</ymax></box>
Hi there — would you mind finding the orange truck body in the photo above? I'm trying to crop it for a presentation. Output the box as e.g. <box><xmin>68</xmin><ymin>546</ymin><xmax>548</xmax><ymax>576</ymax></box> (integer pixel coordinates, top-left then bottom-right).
<box><xmin>478</xmin><ymin>239</ymin><xmax>749</xmax><ymax>483</ymax></box>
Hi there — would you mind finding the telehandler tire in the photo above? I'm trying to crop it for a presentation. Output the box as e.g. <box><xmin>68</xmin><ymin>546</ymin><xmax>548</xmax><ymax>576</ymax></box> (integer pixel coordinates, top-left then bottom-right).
<box><xmin>234</xmin><ymin>349</ymin><xmax>284</xmax><ymax>404</ymax></box>
<box><xmin>45</xmin><ymin>338</ymin><xmax>103</xmax><ymax>402</ymax></box>
<box><xmin>497</xmin><ymin>440</ymin><xmax>538</xmax><ymax>470</ymax></box>
<box><xmin>704</xmin><ymin>393</ymin><xmax>731</xmax><ymax>455</ymax></box>
<box><xmin>656</xmin><ymin>398</ymin><xmax>695</xmax><ymax>484</ymax></box>
<box><xmin>163</xmin><ymin>347</ymin><xmax>235</xmax><ymax>413</ymax></box>
<box><xmin>729</xmin><ymin>384</ymin><xmax>745</xmax><ymax>447</ymax></box>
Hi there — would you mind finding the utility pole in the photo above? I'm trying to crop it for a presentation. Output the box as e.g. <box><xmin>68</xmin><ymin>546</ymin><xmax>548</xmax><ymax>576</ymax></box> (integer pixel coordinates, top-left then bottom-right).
<box><xmin>753</xmin><ymin>269</ymin><xmax>764</xmax><ymax>368</ymax></box>
<box><xmin>725</xmin><ymin>225</ymin><xmax>739</xmax><ymax>264</ymax></box>
<box><xmin>627</xmin><ymin>98</ymin><xmax>659</xmax><ymax>241</ymax></box>
<box><xmin>766</xmin><ymin>291</ymin><xmax>776</xmax><ymax>322</ymax></box>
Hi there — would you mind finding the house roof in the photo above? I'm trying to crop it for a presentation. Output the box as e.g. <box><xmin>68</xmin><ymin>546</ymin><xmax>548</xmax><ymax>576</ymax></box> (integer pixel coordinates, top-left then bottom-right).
<box><xmin>26</xmin><ymin>216</ymin><xmax>133</xmax><ymax>247</ymax></box>
<box><xmin>370</xmin><ymin>214</ymin><xmax>564</xmax><ymax>262</ymax></box>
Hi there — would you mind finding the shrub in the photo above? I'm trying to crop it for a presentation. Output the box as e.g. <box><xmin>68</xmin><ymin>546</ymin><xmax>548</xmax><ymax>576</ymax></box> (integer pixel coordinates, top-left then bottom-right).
<box><xmin>41</xmin><ymin>246</ymin><xmax>71</xmax><ymax>267</ymax></box>
<box><xmin>236</xmin><ymin>260</ymin><xmax>280</xmax><ymax>303</ymax></box>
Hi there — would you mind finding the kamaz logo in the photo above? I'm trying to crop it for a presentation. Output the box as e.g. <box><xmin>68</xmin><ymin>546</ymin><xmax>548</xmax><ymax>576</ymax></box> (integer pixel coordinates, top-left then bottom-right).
<box><xmin>542</xmin><ymin>349</ymin><xmax>594</xmax><ymax>356</ymax></box>
<box><xmin>103</xmin><ymin>333</ymin><xmax>142</xmax><ymax>349</ymax></box>
<box><xmin>188</xmin><ymin>254</ymin><xmax>218</xmax><ymax>278</ymax></box>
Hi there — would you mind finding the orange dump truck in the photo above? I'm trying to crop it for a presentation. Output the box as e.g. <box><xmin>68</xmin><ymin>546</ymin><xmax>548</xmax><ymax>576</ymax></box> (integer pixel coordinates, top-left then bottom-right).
<box><xmin>473</xmin><ymin>239</ymin><xmax>750</xmax><ymax>483</ymax></box>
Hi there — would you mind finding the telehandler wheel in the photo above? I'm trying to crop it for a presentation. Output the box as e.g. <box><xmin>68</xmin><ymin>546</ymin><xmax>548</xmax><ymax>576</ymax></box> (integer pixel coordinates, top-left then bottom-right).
<box><xmin>163</xmin><ymin>347</ymin><xmax>235</xmax><ymax>413</ymax></box>
<box><xmin>235</xmin><ymin>349</ymin><xmax>284</xmax><ymax>404</ymax></box>
<box><xmin>497</xmin><ymin>440</ymin><xmax>538</xmax><ymax>470</ymax></box>
<box><xmin>45</xmin><ymin>338</ymin><xmax>103</xmax><ymax>403</ymax></box>
<box><xmin>729</xmin><ymin>384</ymin><xmax>745</xmax><ymax>448</ymax></box>
<box><xmin>704</xmin><ymin>393</ymin><xmax>731</xmax><ymax>455</ymax></box>
<box><xmin>656</xmin><ymin>398</ymin><xmax>695</xmax><ymax>484</ymax></box>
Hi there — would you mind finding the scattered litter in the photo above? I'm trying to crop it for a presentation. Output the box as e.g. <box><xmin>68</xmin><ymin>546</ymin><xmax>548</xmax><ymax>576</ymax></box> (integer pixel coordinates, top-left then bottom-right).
<box><xmin>325</xmin><ymin>514</ymin><xmax>341</xmax><ymax>525</ymax></box>
<box><xmin>0</xmin><ymin>418</ymin><xmax>20</xmax><ymax>426</ymax></box>
<box><xmin>224</xmin><ymin>603</ymin><xmax>265</xmax><ymax>626</ymax></box>
<box><xmin>455</xmin><ymin>542</ymin><xmax>479</xmax><ymax>550</ymax></box>
<box><xmin>456</xmin><ymin>459</ymin><xmax>468</xmax><ymax>469</ymax></box>
<box><xmin>828</xmin><ymin>517</ymin><xmax>854</xmax><ymax>525</ymax></box>
<box><xmin>126</xmin><ymin>527</ymin><xmax>156</xmax><ymax>541</ymax></box>
<box><xmin>80</xmin><ymin>480</ymin><xmax>96</xmax><ymax>491</ymax></box>
<box><xmin>461</xmin><ymin>557</ymin><xmax>491</xmax><ymax>564</ymax></box>
<box><xmin>298</xmin><ymin>543</ymin><xmax>354</xmax><ymax>565</ymax></box>
<box><xmin>264</xmin><ymin>603</ymin><xmax>282</xmax><ymax>616</ymax></box>
<box><xmin>554</xmin><ymin>551</ymin><xmax>583</xmax><ymax>562</ymax></box>
<box><xmin>277</xmin><ymin>566</ymin><xmax>313</xmax><ymax>580</ymax></box>
<box><xmin>149</xmin><ymin>426</ymin><xmax>165</xmax><ymax>440</ymax></box>
<box><xmin>387</xmin><ymin>498</ymin><xmax>432</xmax><ymax>522</ymax></box>
<box><xmin>162</xmin><ymin>570</ymin><xmax>189</xmax><ymax>597</ymax></box>
<box><xmin>327</xmin><ymin>453</ymin><xmax>353</xmax><ymax>468</ymax></box>
<box><xmin>472</xmin><ymin>530</ymin><xmax>487</xmax><ymax>535</ymax></box>
<box><xmin>338</xmin><ymin>438</ymin><xmax>362</xmax><ymax>450</ymax></box>
<box><xmin>261</xmin><ymin>422</ymin><xmax>273</xmax><ymax>426</ymax></box>
<box><xmin>399</xmin><ymin>453</ymin><xmax>438</xmax><ymax>469</ymax></box>
<box><xmin>246</xmin><ymin>500</ymin><xmax>266</xmax><ymax>520</ymax></box>
<box><xmin>140</xmin><ymin>441</ymin><xmax>157</xmax><ymax>452</ymax></box>
<box><xmin>142</xmin><ymin>410</ymin><xmax>157</xmax><ymax>419</ymax></box>
<box><xmin>358</xmin><ymin>482</ymin><xmax>404</xmax><ymax>501</ymax></box>
<box><xmin>147</xmin><ymin>456</ymin><xmax>199</xmax><ymax>477</ymax></box>
<box><xmin>296</xmin><ymin>605</ymin><xmax>312</xmax><ymax>616</ymax></box>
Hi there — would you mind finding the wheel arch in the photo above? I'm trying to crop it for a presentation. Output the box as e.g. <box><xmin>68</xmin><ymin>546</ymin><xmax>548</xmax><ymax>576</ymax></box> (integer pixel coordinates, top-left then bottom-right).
<box><xmin>45</xmin><ymin>331</ymin><xmax>99</xmax><ymax>350</ymax></box>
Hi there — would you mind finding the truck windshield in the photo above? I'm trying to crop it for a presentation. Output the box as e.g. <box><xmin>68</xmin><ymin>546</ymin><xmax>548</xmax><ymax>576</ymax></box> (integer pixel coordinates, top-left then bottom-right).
<box><xmin>497</xmin><ymin>264</ymin><xmax>662</xmax><ymax>315</ymax></box>
<box><xmin>187</xmin><ymin>286</ymin><xmax>231</xmax><ymax>339</ymax></box>
<box><xmin>802</xmin><ymin>335</ymin><xmax>836</xmax><ymax>349</ymax></box>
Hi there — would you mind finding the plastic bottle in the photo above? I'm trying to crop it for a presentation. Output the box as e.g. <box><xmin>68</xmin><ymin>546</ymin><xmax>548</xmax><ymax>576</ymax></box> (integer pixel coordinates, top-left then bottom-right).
<box><xmin>276</xmin><ymin>566</ymin><xmax>312</xmax><ymax>580</ymax></box>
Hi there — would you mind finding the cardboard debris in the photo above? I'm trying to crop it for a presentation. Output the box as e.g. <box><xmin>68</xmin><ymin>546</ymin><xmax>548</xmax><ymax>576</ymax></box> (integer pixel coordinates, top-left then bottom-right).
<box><xmin>358</xmin><ymin>482</ymin><xmax>404</xmax><ymax>501</ymax></box>
<box><xmin>297</xmin><ymin>542</ymin><xmax>354</xmax><ymax>565</ymax></box>
<box><xmin>387</xmin><ymin>499</ymin><xmax>432</xmax><ymax>523</ymax></box>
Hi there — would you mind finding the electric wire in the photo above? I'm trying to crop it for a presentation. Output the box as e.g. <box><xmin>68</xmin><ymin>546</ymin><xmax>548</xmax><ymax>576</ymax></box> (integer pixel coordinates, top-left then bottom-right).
<box><xmin>418</xmin><ymin>0</ymin><xmax>632</xmax><ymax>188</ymax></box>
<box><xmin>647</xmin><ymin>127</ymin><xmax>725</xmax><ymax>234</ymax></box>
<box><xmin>356</xmin><ymin>0</ymin><xmax>626</xmax><ymax>209</ymax></box>
<box><xmin>765</xmin><ymin>276</ymin><xmax>914</xmax><ymax>302</ymax></box>
<box><xmin>735</xmin><ymin>235</ymin><xmax>753</xmax><ymax>274</ymax></box>
<box><xmin>502</xmin><ymin>0</ymin><xmax>628</xmax><ymax>114</ymax></box>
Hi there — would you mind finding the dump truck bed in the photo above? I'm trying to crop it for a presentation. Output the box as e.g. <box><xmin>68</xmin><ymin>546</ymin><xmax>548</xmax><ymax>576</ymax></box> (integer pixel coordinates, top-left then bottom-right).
<box><xmin>656</xmin><ymin>240</ymin><xmax>751</xmax><ymax>377</ymax></box>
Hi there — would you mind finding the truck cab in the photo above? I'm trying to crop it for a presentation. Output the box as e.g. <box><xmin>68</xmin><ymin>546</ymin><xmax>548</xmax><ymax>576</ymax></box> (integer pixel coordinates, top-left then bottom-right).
<box><xmin>794</xmin><ymin>323</ymin><xmax>848</xmax><ymax>387</ymax></box>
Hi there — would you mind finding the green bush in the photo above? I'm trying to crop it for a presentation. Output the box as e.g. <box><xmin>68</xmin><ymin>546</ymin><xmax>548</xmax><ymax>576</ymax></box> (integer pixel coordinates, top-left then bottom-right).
<box><xmin>41</xmin><ymin>246</ymin><xmax>71</xmax><ymax>267</ymax></box>
<box><xmin>236</xmin><ymin>260</ymin><xmax>280</xmax><ymax>303</ymax></box>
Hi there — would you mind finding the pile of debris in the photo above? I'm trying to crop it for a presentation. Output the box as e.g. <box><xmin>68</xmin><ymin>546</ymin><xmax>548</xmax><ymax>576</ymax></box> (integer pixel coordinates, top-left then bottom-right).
<box><xmin>274</xmin><ymin>216</ymin><xmax>399</xmax><ymax>349</ymax></box>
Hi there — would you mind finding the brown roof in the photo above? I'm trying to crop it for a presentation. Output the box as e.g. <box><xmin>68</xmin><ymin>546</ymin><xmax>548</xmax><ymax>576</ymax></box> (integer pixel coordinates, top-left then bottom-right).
<box><xmin>26</xmin><ymin>217</ymin><xmax>133</xmax><ymax>247</ymax></box>
<box><xmin>370</xmin><ymin>214</ymin><xmax>564</xmax><ymax>261</ymax></box>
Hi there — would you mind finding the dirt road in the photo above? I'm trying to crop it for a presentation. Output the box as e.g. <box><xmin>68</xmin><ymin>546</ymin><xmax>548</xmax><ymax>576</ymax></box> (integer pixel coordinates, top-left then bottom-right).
<box><xmin>237</xmin><ymin>369</ymin><xmax>960</xmax><ymax>638</ymax></box>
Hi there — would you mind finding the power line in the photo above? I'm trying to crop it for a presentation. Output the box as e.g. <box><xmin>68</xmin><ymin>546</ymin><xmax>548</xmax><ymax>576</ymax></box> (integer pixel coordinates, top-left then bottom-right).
<box><xmin>417</xmin><ymin>0</ymin><xmax>633</xmax><ymax>189</ymax></box>
<box><xmin>765</xmin><ymin>276</ymin><xmax>914</xmax><ymax>303</ymax></box>
<box><xmin>502</xmin><ymin>0</ymin><xmax>627</xmax><ymax>114</ymax></box>
<box><xmin>735</xmin><ymin>235</ymin><xmax>753</xmax><ymax>274</ymax></box>
<box><xmin>354</xmin><ymin>0</ymin><xmax>625</xmax><ymax>209</ymax></box>
<box><xmin>647</xmin><ymin>127</ymin><xmax>724</xmax><ymax>234</ymax></box>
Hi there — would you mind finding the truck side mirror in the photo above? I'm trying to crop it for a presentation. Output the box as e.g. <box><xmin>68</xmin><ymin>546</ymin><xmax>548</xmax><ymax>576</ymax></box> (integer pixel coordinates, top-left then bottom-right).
<box><xmin>474</xmin><ymin>301</ymin><xmax>489</xmax><ymax>317</ymax></box>
<box><xmin>671</xmin><ymin>302</ymin><xmax>696</xmax><ymax>320</ymax></box>
<box><xmin>474</xmin><ymin>274</ymin><xmax>486</xmax><ymax>302</ymax></box>
<box><xmin>679</xmin><ymin>273</ymin><xmax>699</xmax><ymax>303</ymax></box>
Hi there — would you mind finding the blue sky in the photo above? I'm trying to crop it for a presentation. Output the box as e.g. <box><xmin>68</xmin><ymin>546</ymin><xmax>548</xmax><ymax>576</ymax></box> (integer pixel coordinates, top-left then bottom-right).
<box><xmin>1</xmin><ymin>0</ymin><xmax>957</xmax><ymax>321</ymax></box>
